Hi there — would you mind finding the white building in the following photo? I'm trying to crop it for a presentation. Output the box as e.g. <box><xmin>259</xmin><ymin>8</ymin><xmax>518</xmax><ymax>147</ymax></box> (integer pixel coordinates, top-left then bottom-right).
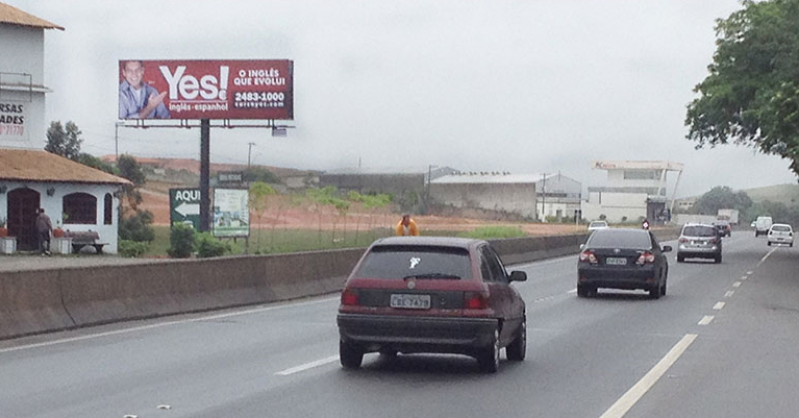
<box><xmin>582</xmin><ymin>160</ymin><xmax>684</xmax><ymax>223</ymax></box>
<box><xmin>430</xmin><ymin>172</ymin><xmax>538</xmax><ymax>219</ymax></box>
<box><xmin>0</xmin><ymin>149</ymin><xmax>130</xmax><ymax>253</ymax></box>
<box><xmin>536</xmin><ymin>172</ymin><xmax>582</xmax><ymax>221</ymax></box>
<box><xmin>0</xmin><ymin>2</ymin><xmax>63</xmax><ymax>150</ymax></box>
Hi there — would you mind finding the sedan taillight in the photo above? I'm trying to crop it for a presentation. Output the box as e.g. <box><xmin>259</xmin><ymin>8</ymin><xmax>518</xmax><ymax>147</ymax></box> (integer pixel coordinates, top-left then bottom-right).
<box><xmin>463</xmin><ymin>291</ymin><xmax>489</xmax><ymax>309</ymax></box>
<box><xmin>678</xmin><ymin>238</ymin><xmax>689</xmax><ymax>243</ymax></box>
<box><xmin>636</xmin><ymin>252</ymin><xmax>656</xmax><ymax>265</ymax></box>
<box><xmin>579</xmin><ymin>250</ymin><xmax>598</xmax><ymax>264</ymax></box>
<box><xmin>341</xmin><ymin>288</ymin><xmax>359</xmax><ymax>306</ymax></box>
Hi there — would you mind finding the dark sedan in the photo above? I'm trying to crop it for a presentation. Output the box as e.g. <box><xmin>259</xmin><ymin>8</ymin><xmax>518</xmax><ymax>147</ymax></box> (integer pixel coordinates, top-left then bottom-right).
<box><xmin>337</xmin><ymin>236</ymin><xmax>527</xmax><ymax>373</ymax></box>
<box><xmin>577</xmin><ymin>228</ymin><xmax>671</xmax><ymax>299</ymax></box>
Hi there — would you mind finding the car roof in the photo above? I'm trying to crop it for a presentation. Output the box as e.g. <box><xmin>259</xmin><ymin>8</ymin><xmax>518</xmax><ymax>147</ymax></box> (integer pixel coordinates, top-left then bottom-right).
<box><xmin>372</xmin><ymin>236</ymin><xmax>485</xmax><ymax>250</ymax></box>
<box><xmin>683</xmin><ymin>223</ymin><xmax>715</xmax><ymax>228</ymax></box>
<box><xmin>770</xmin><ymin>223</ymin><xmax>792</xmax><ymax>228</ymax></box>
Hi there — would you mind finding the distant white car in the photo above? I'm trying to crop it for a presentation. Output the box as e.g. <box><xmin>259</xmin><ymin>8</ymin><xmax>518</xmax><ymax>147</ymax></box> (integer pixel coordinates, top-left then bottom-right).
<box><xmin>767</xmin><ymin>223</ymin><xmax>793</xmax><ymax>247</ymax></box>
<box><xmin>587</xmin><ymin>220</ymin><xmax>609</xmax><ymax>231</ymax></box>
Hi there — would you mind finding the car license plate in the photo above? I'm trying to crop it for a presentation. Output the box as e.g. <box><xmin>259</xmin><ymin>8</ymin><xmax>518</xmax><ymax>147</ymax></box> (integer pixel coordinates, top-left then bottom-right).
<box><xmin>390</xmin><ymin>294</ymin><xmax>431</xmax><ymax>309</ymax></box>
<box><xmin>606</xmin><ymin>257</ymin><xmax>627</xmax><ymax>266</ymax></box>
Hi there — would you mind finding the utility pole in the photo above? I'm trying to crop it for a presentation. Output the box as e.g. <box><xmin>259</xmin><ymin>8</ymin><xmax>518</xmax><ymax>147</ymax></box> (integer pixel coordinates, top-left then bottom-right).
<box><xmin>114</xmin><ymin>122</ymin><xmax>123</xmax><ymax>162</ymax></box>
<box><xmin>247</xmin><ymin>142</ymin><xmax>256</xmax><ymax>169</ymax></box>
<box><xmin>541</xmin><ymin>173</ymin><xmax>548</xmax><ymax>221</ymax></box>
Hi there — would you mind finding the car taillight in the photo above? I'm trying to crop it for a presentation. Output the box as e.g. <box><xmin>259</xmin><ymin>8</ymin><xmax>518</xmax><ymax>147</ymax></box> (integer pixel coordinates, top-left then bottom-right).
<box><xmin>579</xmin><ymin>250</ymin><xmax>598</xmax><ymax>264</ymax></box>
<box><xmin>341</xmin><ymin>288</ymin><xmax>359</xmax><ymax>306</ymax></box>
<box><xmin>636</xmin><ymin>252</ymin><xmax>655</xmax><ymax>265</ymax></box>
<box><xmin>678</xmin><ymin>238</ymin><xmax>689</xmax><ymax>243</ymax></box>
<box><xmin>464</xmin><ymin>291</ymin><xmax>489</xmax><ymax>309</ymax></box>
<box><xmin>709</xmin><ymin>237</ymin><xmax>718</xmax><ymax>244</ymax></box>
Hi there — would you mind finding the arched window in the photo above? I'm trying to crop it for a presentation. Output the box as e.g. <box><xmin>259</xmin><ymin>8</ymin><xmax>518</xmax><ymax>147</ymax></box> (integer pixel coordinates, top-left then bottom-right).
<box><xmin>104</xmin><ymin>193</ymin><xmax>113</xmax><ymax>225</ymax></box>
<box><xmin>63</xmin><ymin>192</ymin><xmax>97</xmax><ymax>225</ymax></box>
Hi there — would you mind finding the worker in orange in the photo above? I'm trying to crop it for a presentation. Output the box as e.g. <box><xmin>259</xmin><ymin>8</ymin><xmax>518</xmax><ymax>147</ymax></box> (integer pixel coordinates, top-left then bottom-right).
<box><xmin>395</xmin><ymin>213</ymin><xmax>420</xmax><ymax>236</ymax></box>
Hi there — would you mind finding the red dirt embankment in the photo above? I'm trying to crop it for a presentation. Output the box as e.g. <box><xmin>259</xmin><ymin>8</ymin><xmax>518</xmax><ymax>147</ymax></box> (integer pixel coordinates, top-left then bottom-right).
<box><xmin>137</xmin><ymin>187</ymin><xmax>581</xmax><ymax>236</ymax></box>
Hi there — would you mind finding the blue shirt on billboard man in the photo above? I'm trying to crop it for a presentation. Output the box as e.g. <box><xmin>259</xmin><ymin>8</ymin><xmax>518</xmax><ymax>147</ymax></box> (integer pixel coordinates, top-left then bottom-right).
<box><xmin>119</xmin><ymin>60</ymin><xmax>170</xmax><ymax>119</ymax></box>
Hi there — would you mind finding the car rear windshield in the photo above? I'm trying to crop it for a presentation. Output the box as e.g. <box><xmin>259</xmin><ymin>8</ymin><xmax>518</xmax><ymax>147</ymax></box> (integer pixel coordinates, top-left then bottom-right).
<box><xmin>353</xmin><ymin>245</ymin><xmax>473</xmax><ymax>280</ymax></box>
<box><xmin>771</xmin><ymin>225</ymin><xmax>792</xmax><ymax>232</ymax></box>
<box><xmin>587</xmin><ymin>230</ymin><xmax>651</xmax><ymax>249</ymax></box>
<box><xmin>682</xmin><ymin>226</ymin><xmax>717</xmax><ymax>237</ymax></box>
<box><xmin>589</xmin><ymin>222</ymin><xmax>606</xmax><ymax>227</ymax></box>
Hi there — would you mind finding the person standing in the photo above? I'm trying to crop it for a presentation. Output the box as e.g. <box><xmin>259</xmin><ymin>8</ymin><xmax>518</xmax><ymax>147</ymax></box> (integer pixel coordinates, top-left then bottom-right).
<box><xmin>36</xmin><ymin>208</ymin><xmax>53</xmax><ymax>256</ymax></box>
<box><xmin>395</xmin><ymin>214</ymin><xmax>420</xmax><ymax>236</ymax></box>
<box><xmin>119</xmin><ymin>60</ymin><xmax>171</xmax><ymax>119</ymax></box>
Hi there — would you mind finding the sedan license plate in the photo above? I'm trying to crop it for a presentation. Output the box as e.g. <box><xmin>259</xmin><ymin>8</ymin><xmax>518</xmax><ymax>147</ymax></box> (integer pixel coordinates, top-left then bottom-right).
<box><xmin>390</xmin><ymin>294</ymin><xmax>431</xmax><ymax>309</ymax></box>
<box><xmin>606</xmin><ymin>257</ymin><xmax>627</xmax><ymax>266</ymax></box>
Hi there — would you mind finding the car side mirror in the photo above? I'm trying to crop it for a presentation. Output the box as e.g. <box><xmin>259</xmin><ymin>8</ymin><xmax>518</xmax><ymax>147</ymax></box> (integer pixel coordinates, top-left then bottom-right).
<box><xmin>509</xmin><ymin>270</ymin><xmax>527</xmax><ymax>282</ymax></box>
<box><xmin>662</xmin><ymin>245</ymin><xmax>672</xmax><ymax>253</ymax></box>
<box><xmin>579</xmin><ymin>244</ymin><xmax>586</xmax><ymax>251</ymax></box>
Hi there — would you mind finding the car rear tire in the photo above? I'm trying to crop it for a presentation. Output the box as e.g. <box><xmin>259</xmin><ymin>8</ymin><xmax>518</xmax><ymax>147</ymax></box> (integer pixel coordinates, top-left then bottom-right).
<box><xmin>677</xmin><ymin>254</ymin><xmax>684</xmax><ymax>263</ymax></box>
<box><xmin>340</xmin><ymin>340</ymin><xmax>364</xmax><ymax>370</ymax></box>
<box><xmin>767</xmin><ymin>241</ymin><xmax>772</xmax><ymax>246</ymax></box>
<box><xmin>506</xmin><ymin>318</ymin><xmax>526</xmax><ymax>362</ymax></box>
<box><xmin>649</xmin><ymin>285</ymin><xmax>661</xmax><ymax>299</ymax></box>
<box><xmin>715</xmin><ymin>254</ymin><xmax>722</xmax><ymax>263</ymax></box>
<box><xmin>477</xmin><ymin>328</ymin><xmax>500</xmax><ymax>373</ymax></box>
<box><xmin>577</xmin><ymin>284</ymin><xmax>589</xmax><ymax>297</ymax></box>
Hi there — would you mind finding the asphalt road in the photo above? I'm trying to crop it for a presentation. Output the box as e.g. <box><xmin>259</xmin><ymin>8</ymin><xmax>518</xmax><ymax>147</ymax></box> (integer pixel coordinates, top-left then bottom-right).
<box><xmin>1</xmin><ymin>233</ymin><xmax>797</xmax><ymax>418</ymax></box>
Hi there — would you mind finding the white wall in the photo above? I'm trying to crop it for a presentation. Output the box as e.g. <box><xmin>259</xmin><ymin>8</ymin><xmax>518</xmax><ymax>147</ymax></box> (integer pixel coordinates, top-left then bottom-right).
<box><xmin>0</xmin><ymin>25</ymin><xmax>48</xmax><ymax>150</ymax></box>
<box><xmin>0</xmin><ymin>181</ymin><xmax>122</xmax><ymax>253</ymax></box>
<box><xmin>582</xmin><ymin>192</ymin><xmax>648</xmax><ymax>223</ymax></box>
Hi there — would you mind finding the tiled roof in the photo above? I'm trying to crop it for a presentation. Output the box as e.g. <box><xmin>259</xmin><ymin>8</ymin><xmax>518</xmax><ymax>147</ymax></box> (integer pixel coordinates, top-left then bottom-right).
<box><xmin>0</xmin><ymin>2</ymin><xmax>64</xmax><ymax>30</ymax></box>
<box><xmin>0</xmin><ymin>148</ymin><xmax>131</xmax><ymax>185</ymax></box>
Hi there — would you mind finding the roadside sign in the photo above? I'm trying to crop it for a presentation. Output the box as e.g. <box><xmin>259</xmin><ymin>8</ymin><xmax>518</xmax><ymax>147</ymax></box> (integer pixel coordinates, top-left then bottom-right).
<box><xmin>218</xmin><ymin>171</ymin><xmax>244</xmax><ymax>184</ymax></box>
<box><xmin>213</xmin><ymin>188</ymin><xmax>250</xmax><ymax>238</ymax></box>
<box><xmin>170</xmin><ymin>188</ymin><xmax>201</xmax><ymax>229</ymax></box>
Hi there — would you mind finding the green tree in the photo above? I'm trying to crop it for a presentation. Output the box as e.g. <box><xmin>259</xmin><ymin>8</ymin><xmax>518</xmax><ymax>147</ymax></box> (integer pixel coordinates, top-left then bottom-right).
<box><xmin>77</xmin><ymin>153</ymin><xmax>117</xmax><ymax>175</ymax></box>
<box><xmin>117</xmin><ymin>154</ymin><xmax>146</xmax><ymax>186</ymax></box>
<box><xmin>686</xmin><ymin>0</ymin><xmax>799</xmax><ymax>177</ymax></box>
<box><xmin>45</xmin><ymin>121</ymin><xmax>83</xmax><ymax>160</ymax></box>
<box><xmin>693</xmin><ymin>186</ymin><xmax>754</xmax><ymax>215</ymax></box>
<box><xmin>244</xmin><ymin>166</ymin><xmax>281</xmax><ymax>184</ymax></box>
<box><xmin>248</xmin><ymin>181</ymin><xmax>277</xmax><ymax>250</ymax></box>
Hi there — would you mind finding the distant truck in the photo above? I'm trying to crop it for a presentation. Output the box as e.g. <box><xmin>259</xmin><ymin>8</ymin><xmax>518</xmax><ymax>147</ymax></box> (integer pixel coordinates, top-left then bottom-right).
<box><xmin>717</xmin><ymin>209</ymin><xmax>739</xmax><ymax>225</ymax></box>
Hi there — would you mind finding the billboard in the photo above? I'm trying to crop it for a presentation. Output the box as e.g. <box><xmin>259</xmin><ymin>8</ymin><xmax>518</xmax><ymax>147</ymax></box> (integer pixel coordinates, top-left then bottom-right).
<box><xmin>118</xmin><ymin>59</ymin><xmax>293</xmax><ymax>120</ymax></box>
<box><xmin>213</xmin><ymin>188</ymin><xmax>250</xmax><ymax>238</ymax></box>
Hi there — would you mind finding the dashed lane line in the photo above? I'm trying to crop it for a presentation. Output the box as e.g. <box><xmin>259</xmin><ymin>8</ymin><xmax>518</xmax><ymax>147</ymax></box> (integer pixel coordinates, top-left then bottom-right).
<box><xmin>698</xmin><ymin>316</ymin><xmax>714</xmax><ymax>326</ymax></box>
<box><xmin>275</xmin><ymin>355</ymin><xmax>339</xmax><ymax>376</ymax></box>
<box><xmin>599</xmin><ymin>334</ymin><xmax>698</xmax><ymax>418</ymax></box>
<box><xmin>713</xmin><ymin>302</ymin><xmax>726</xmax><ymax>310</ymax></box>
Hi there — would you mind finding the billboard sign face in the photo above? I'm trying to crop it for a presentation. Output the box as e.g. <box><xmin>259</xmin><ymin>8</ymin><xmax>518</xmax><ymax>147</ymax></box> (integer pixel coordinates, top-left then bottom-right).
<box><xmin>118</xmin><ymin>59</ymin><xmax>293</xmax><ymax>120</ymax></box>
<box><xmin>213</xmin><ymin>188</ymin><xmax>250</xmax><ymax>238</ymax></box>
<box><xmin>170</xmin><ymin>188</ymin><xmax>201</xmax><ymax>230</ymax></box>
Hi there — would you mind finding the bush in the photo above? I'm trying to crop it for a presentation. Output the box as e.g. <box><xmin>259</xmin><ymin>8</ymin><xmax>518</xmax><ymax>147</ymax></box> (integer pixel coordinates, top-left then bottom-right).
<box><xmin>119</xmin><ymin>209</ymin><xmax>155</xmax><ymax>242</ymax></box>
<box><xmin>118</xmin><ymin>240</ymin><xmax>149</xmax><ymax>258</ymax></box>
<box><xmin>195</xmin><ymin>232</ymin><xmax>230</xmax><ymax>258</ymax></box>
<box><xmin>168</xmin><ymin>222</ymin><xmax>195</xmax><ymax>258</ymax></box>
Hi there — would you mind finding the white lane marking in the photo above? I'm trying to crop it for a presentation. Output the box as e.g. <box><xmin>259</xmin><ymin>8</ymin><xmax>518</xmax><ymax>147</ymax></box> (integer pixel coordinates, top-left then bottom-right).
<box><xmin>758</xmin><ymin>248</ymin><xmax>778</xmax><ymax>267</ymax></box>
<box><xmin>725</xmin><ymin>291</ymin><xmax>735</xmax><ymax>298</ymax></box>
<box><xmin>713</xmin><ymin>302</ymin><xmax>726</xmax><ymax>310</ymax></box>
<box><xmin>747</xmin><ymin>271</ymin><xmax>753</xmax><ymax>275</ymax></box>
<box><xmin>599</xmin><ymin>334</ymin><xmax>697</xmax><ymax>418</ymax></box>
<box><xmin>0</xmin><ymin>296</ymin><xmax>340</xmax><ymax>355</ymax></box>
<box><xmin>741</xmin><ymin>276</ymin><xmax>748</xmax><ymax>281</ymax></box>
<box><xmin>567</xmin><ymin>289</ymin><xmax>577</xmax><ymax>294</ymax></box>
<box><xmin>275</xmin><ymin>355</ymin><xmax>339</xmax><ymax>376</ymax></box>
<box><xmin>698</xmin><ymin>316</ymin><xmax>714</xmax><ymax>326</ymax></box>
<box><xmin>732</xmin><ymin>282</ymin><xmax>741</xmax><ymax>288</ymax></box>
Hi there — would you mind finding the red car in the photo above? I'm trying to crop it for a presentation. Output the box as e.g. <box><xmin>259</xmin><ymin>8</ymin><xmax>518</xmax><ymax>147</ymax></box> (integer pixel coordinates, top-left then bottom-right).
<box><xmin>337</xmin><ymin>236</ymin><xmax>527</xmax><ymax>373</ymax></box>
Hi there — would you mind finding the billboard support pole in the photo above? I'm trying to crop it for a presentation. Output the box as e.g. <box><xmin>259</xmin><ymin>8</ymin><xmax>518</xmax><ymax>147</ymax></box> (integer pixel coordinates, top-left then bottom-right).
<box><xmin>200</xmin><ymin>119</ymin><xmax>211</xmax><ymax>232</ymax></box>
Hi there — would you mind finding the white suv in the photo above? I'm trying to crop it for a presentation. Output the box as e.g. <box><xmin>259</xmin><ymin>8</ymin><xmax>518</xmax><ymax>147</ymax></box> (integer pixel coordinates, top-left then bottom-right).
<box><xmin>767</xmin><ymin>224</ymin><xmax>794</xmax><ymax>247</ymax></box>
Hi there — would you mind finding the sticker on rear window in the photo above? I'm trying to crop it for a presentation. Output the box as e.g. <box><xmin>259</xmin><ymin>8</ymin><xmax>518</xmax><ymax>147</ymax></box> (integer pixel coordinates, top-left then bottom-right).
<box><xmin>409</xmin><ymin>257</ymin><xmax>421</xmax><ymax>269</ymax></box>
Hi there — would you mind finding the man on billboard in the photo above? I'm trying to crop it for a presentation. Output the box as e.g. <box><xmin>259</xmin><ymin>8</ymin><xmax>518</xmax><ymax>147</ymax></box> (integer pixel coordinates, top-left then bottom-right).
<box><xmin>118</xmin><ymin>60</ymin><xmax>170</xmax><ymax>119</ymax></box>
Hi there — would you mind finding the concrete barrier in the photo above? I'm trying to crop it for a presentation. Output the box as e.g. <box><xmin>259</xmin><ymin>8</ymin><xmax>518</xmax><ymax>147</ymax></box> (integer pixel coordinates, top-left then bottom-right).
<box><xmin>0</xmin><ymin>228</ymin><xmax>680</xmax><ymax>340</ymax></box>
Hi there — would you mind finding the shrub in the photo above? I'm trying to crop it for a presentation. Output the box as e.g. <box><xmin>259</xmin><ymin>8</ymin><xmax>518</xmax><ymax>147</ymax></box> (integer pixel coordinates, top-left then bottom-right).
<box><xmin>119</xmin><ymin>209</ymin><xmax>155</xmax><ymax>242</ymax></box>
<box><xmin>195</xmin><ymin>232</ymin><xmax>230</xmax><ymax>258</ymax></box>
<box><xmin>168</xmin><ymin>222</ymin><xmax>195</xmax><ymax>258</ymax></box>
<box><xmin>118</xmin><ymin>240</ymin><xmax>149</xmax><ymax>258</ymax></box>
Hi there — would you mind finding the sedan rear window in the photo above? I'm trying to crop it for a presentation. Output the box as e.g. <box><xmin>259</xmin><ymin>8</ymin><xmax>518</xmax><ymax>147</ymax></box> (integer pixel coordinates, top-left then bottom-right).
<box><xmin>353</xmin><ymin>245</ymin><xmax>473</xmax><ymax>280</ymax></box>
<box><xmin>587</xmin><ymin>230</ymin><xmax>652</xmax><ymax>249</ymax></box>
<box><xmin>682</xmin><ymin>226</ymin><xmax>717</xmax><ymax>237</ymax></box>
<box><xmin>771</xmin><ymin>225</ymin><xmax>792</xmax><ymax>232</ymax></box>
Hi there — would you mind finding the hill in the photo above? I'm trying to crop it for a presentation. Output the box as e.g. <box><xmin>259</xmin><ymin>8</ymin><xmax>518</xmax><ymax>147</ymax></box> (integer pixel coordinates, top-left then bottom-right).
<box><xmin>744</xmin><ymin>184</ymin><xmax>799</xmax><ymax>205</ymax></box>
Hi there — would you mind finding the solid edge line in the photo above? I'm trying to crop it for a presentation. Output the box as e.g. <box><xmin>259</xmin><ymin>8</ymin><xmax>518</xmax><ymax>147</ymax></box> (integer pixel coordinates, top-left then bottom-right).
<box><xmin>599</xmin><ymin>333</ymin><xmax>697</xmax><ymax>418</ymax></box>
<box><xmin>0</xmin><ymin>296</ymin><xmax>339</xmax><ymax>355</ymax></box>
<box><xmin>275</xmin><ymin>355</ymin><xmax>339</xmax><ymax>376</ymax></box>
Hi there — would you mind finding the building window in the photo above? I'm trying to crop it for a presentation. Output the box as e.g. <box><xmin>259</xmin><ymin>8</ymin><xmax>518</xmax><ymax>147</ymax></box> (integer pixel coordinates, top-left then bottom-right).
<box><xmin>623</xmin><ymin>170</ymin><xmax>659</xmax><ymax>180</ymax></box>
<box><xmin>63</xmin><ymin>192</ymin><xmax>97</xmax><ymax>225</ymax></box>
<box><xmin>104</xmin><ymin>193</ymin><xmax>113</xmax><ymax>225</ymax></box>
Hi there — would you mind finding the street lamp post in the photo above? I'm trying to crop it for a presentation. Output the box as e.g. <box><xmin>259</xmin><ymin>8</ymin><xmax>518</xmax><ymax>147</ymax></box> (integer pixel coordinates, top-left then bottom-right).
<box><xmin>114</xmin><ymin>122</ymin><xmax>124</xmax><ymax>162</ymax></box>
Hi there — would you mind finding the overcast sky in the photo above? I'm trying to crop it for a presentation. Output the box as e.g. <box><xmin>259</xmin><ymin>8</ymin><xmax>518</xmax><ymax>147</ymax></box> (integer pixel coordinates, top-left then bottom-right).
<box><xmin>8</xmin><ymin>0</ymin><xmax>798</xmax><ymax>197</ymax></box>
